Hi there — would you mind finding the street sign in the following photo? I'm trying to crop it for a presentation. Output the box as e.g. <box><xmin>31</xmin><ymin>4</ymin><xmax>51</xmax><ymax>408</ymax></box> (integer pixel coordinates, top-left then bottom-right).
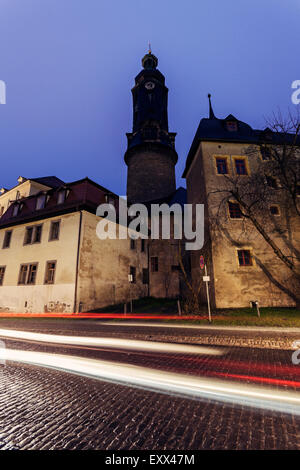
<box><xmin>203</xmin><ymin>276</ymin><xmax>210</xmax><ymax>282</ymax></box>
<box><xmin>199</xmin><ymin>255</ymin><xmax>205</xmax><ymax>270</ymax></box>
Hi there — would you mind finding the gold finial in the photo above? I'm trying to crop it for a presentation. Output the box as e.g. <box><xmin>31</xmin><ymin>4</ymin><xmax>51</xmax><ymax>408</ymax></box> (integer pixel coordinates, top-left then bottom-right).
<box><xmin>148</xmin><ymin>41</ymin><xmax>152</xmax><ymax>54</ymax></box>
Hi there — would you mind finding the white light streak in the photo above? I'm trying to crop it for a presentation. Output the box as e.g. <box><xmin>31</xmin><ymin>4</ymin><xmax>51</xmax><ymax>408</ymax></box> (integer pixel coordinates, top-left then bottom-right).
<box><xmin>0</xmin><ymin>329</ymin><xmax>223</xmax><ymax>355</ymax></box>
<box><xmin>0</xmin><ymin>348</ymin><xmax>299</xmax><ymax>416</ymax></box>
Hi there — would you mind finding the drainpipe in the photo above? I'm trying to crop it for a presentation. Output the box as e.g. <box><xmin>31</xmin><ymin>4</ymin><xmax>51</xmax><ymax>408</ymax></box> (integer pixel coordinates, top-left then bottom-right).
<box><xmin>73</xmin><ymin>210</ymin><xmax>83</xmax><ymax>313</ymax></box>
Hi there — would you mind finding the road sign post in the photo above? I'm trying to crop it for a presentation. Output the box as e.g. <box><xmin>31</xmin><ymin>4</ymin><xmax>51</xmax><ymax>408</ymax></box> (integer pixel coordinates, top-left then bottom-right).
<box><xmin>204</xmin><ymin>264</ymin><xmax>212</xmax><ymax>323</ymax></box>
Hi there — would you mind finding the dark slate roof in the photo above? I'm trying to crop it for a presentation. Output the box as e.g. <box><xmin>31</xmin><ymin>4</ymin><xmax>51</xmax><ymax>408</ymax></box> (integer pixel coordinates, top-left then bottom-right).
<box><xmin>0</xmin><ymin>177</ymin><xmax>118</xmax><ymax>229</ymax></box>
<box><xmin>182</xmin><ymin>113</ymin><xmax>300</xmax><ymax>177</ymax></box>
<box><xmin>31</xmin><ymin>176</ymin><xmax>65</xmax><ymax>188</ymax></box>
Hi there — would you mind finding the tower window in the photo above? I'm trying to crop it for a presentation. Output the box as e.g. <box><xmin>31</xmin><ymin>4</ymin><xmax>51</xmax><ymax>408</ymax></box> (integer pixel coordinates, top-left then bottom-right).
<box><xmin>234</xmin><ymin>159</ymin><xmax>248</xmax><ymax>175</ymax></box>
<box><xmin>237</xmin><ymin>250</ymin><xmax>253</xmax><ymax>266</ymax></box>
<box><xmin>270</xmin><ymin>205</ymin><xmax>280</xmax><ymax>216</ymax></box>
<box><xmin>151</xmin><ymin>256</ymin><xmax>159</xmax><ymax>272</ymax></box>
<box><xmin>228</xmin><ymin>202</ymin><xmax>242</xmax><ymax>219</ymax></box>
<box><xmin>215</xmin><ymin>158</ymin><xmax>228</xmax><ymax>175</ymax></box>
<box><xmin>130</xmin><ymin>238</ymin><xmax>136</xmax><ymax>250</ymax></box>
<box><xmin>2</xmin><ymin>230</ymin><xmax>12</xmax><ymax>249</ymax></box>
<box><xmin>141</xmin><ymin>239</ymin><xmax>145</xmax><ymax>252</ymax></box>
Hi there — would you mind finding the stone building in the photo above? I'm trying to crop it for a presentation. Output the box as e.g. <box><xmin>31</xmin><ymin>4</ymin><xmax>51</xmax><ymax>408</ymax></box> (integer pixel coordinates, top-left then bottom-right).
<box><xmin>183</xmin><ymin>97</ymin><xmax>300</xmax><ymax>308</ymax></box>
<box><xmin>0</xmin><ymin>177</ymin><xmax>147</xmax><ymax>312</ymax></box>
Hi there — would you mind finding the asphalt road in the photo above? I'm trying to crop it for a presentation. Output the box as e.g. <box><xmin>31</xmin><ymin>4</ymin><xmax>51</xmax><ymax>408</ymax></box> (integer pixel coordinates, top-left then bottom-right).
<box><xmin>0</xmin><ymin>319</ymin><xmax>299</xmax><ymax>450</ymax></box>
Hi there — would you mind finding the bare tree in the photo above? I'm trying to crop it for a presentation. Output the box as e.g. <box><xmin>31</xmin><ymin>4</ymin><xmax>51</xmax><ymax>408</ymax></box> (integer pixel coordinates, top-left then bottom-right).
<box><xmin>208</xmin><ymin>111</ymin><xmax>300</xmax><ymax>306</ymax></box>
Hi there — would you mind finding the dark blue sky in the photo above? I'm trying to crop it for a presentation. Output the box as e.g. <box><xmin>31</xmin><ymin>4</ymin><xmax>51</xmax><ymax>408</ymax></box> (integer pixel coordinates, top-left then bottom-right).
<box><xmin>1</xmin><ymin>0</ymin><xmax>299</xmax><ymax>194</ymax></box>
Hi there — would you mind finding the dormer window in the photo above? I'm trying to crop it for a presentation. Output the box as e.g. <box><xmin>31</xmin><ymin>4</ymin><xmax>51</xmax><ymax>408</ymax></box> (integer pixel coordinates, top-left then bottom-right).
<box><xmin>57</xmin><ymin>190</ymin><xmax>66</xmax><ymax>205</ymax></box>
<box><xmin>36</xmin><ymin>193</ymin><xmax>46</xmax><ymax>210</ymax></box>
<box><xmin>226</xmin><ymin>121</ymin><xmax>238</xmax><ymax>132</ymax></box>
<box><xmin>12</xmin><ymin>204</ymin><xmax>19</xmax><ymax>217</ymax></box>
<box><xmin>12</xmin><ymin>202</ymin><xmax>23</xmax><ymax>217</ymax></box>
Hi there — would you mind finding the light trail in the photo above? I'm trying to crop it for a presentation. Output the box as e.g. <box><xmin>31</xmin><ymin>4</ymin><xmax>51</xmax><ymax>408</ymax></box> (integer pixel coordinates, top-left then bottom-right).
<box><xmin>0</xmin><ymin>348</ymin><xmax>299</xmax><ymax>416</ymax></box>
<box><xmin>0</xmin><ymin>329</ymin><xmax>224</xmax><ymax>356</ymax></box>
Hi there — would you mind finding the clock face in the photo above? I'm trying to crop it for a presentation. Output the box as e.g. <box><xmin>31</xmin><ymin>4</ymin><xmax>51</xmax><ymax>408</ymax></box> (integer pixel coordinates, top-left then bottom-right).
<box><xmin>145</xmin><ymin>81</ymin><xmax>155</xmax><ymax>90</ymax></box>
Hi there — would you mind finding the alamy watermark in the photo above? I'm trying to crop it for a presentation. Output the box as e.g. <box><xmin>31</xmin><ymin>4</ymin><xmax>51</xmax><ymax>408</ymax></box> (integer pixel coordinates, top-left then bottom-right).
<box><xmin>96</xmin><ymin>200</ymin><xmax>204</xmax><ymax>251</ymax></box>
<box><xmin>291</xmin><ymin>80</ymin><xmax>300</xmax><ymax>105</ymax></box>
<box><xmin>0</xmin><ymin>80</ymin><xmax>6</xmax><ymax>104</ymax></box>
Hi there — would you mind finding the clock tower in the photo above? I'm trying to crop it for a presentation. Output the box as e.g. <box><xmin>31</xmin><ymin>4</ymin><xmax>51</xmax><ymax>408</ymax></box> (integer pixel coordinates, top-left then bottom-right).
<box><xmin>124</xmin><ymin>51</ymin><xmax>178</xmax><ymax>203</ymax></box>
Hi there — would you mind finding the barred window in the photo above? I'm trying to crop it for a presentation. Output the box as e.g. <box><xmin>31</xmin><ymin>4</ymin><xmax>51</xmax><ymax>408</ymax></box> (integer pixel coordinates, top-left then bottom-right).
<box><xmin>228</xmin><ymin>202</ymin><xmax>242</xmax><ymax>219</ymax></box>
<box><xmin>235</xmin><ymin>159</ymin><xmax>248</xmax><ymax>175</ymax></box>
<box><xmin>237</xmin><ymin>250</ymin><xmax>253</xmax><ymax>266</ymax></box>
<box><xmin>216</xmin><ymin>158</ymin><xmax>228</xmax><ymax>175</ymax></box>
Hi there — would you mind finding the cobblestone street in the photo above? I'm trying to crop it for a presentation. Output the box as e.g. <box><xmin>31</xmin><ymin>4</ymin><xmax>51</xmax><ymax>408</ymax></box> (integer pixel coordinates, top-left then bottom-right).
<box><xmin>0</xmin><ymin>319</ymin><xmax>299</xmax><ymax>450</ymax></box>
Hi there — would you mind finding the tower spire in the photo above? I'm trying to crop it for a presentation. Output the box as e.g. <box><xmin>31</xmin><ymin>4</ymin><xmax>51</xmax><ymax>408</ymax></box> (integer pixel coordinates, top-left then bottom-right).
<box><xmin>208</xmin><ymin>93</ymin><xmax>216</xmax><ymax>119</ymax></box>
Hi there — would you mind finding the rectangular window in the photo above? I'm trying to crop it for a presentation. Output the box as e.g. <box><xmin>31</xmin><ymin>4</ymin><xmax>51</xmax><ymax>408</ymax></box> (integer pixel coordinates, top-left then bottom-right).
<box><xmin>36</xmin><ymin>194</ymin><xmax>46</xmax><ymax>210</ymax></box>
<box><xmin>237</xmin><ymin>250</ymin><xmax>253</xmax><ymax>266</ymax></box>
<box><xmin>266</xmin><ymin>176</ymin><xmax>278</xmax><ymax>189</ymax></box>
<box><xmin>33</xmin><ymin>225</ymin><xmax>42</xmax><ymax>243</ymax></box>
<box><xmin>57</xmin><ymin>190</ymin><xmax>66</xmax><ymax>205</ymax></box>
<box><xmin>215</xmin><ymin>158</ymin><xmax>228</xmax><ymax>175</ymax></box>
<box><xmin>18</xmin><ymin>263</ymin><xmax>38</xmax><ymax>285</ymax></box>
<box><xmin>44</xmin><ymin>261</ymin><xmax>56</xmax><ymax>285</ymax></box>
<box><xmin>24</xmin><ymin>225</ymin><xmax>43</xmax><ymax>245</ymax></box>
<box><xmin>151</xmin><ymin>256</ymin><xmax>159</xmax><ymax>272</ymax></box>
<box><xmin>235</xmin><ymin>159</ymin><xmax>248</xmax><ymax>175</ymax></box>
<box><xmin>141</xmin><ymin>239</ymin><xmax>145</xmax><ymax>252</ymax></box>
<box><xmin>27</xmin><ymin>264</ymin><xmax>37</xmax><ymax>284</ymax></box>
<box><xmin>24</xmin><ymin>227</ymin><xmax>33</xmax><ymax>245</ymax></box>
<box><xmin>49</xmin><ymin>220</ymin><xmax>60</xmax><ymax>241</ymax></box>
<box><xmin>142</xmin><ymin>268</ymin><xmax>149</xmax><ymax>284</ymax></box>
<box><xmin>130</xmin><ymin>266</ymin><xmax>136</xmax><ymax>283</ymax></box>
<box><xmin>0</xmin><ymin>266</ymin><xmax>6</xmax><ymax>286</ymax></box>
<box><xmin>12</xmin><ymin>204</ymin><xmax>19</xmax><ymax>217</ymax></box>
<box><xmin>261</xmin><ymin>146</ymin><xmax>271</xmax><ymax>160</ymax></box>
<box><xmin>18</xmin><ymin>265</ymin><xmax>28</xmax><ymax>285</ymax></box>
<box><xmin>270</xmin><ymin>205</ymin><xmax>280</xmax><ymax>216</ymax></box>
<box><xmin>2</xmin><ymin>230</ymin><xmax>12</xmax><ymax>249</ymax></box>
<box><xmin>130</xmin><ymin>238</ymin><xmax>136</xmax><ymax>250</ymax></box>
<box><xmin>228</xmin><ymin>201</ymin><xmax>242</xmax><ymax>219</ymax></box>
